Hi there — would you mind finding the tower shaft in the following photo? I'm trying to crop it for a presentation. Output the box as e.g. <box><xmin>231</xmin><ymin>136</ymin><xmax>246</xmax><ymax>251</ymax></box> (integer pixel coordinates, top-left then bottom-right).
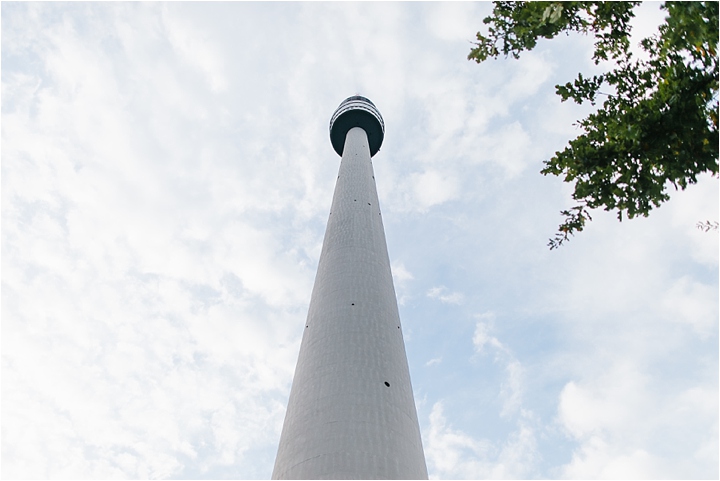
<box><xmin>272</xmin><ymin>126</ymin><xmax>428</xmax><ymax>479</ymax></box>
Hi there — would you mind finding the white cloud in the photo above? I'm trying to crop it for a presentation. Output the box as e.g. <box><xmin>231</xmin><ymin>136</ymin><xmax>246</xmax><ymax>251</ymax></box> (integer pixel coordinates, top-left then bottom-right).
<box><xmin>665</xmin><ymin>173</ymin><xmax>719</xmax><ymax>266</ymax></box>
<box><xmin>501</xmin><ymin>50</ymin><xmax>555</xmax><ymax>100</ymax></box>
<box><xmin>426</xmin><ymin>357</ymin><xmax>443</xmax><ymax>367</ymax></box>
<box><xmin>560</xmin><ymin>436</ymin><xmax>662</xmax><ymax>480</ymax></box>
<box><xmin>472</xmin><ymin>313</ymin><xmax>501</xmax><ymax>352</ymax></box>
<box><xmin>424</xmin><ymin>2</ymin><xmax>486</xmax><ymax>43</ymax></box>
<box><xmin>627</xmin><ymin>2</ymin><xmax>667</xmax><ymax>62</ymax></box>
<box><xmin>2</xmin><ymin>4</ymin><xmax>311</xmax><ymax>478</ymax></box>
<box><xmin>391</xmin><ymin>261</ymin><xmax>414</xmax><ymax>306</ymax></box>
<box><xmin>411</xmin><ymin>170</ymin><xmax>460</xmax><ymax>210</ymax></box>
<box><xmin>424</xmin><ymin>402</ymin><xmax>538</xmax><ymax>479</ymax></box>
<box><xmin>391</xmin><ymin>261</ymin><xmax>414</xmax><ymax>283</ymax></box>
<box><xmin>160</xmin><ymin>5</ymin><xmax>228</xmax><ymax>93</ymax></box>
<box><xmin>661</xmin><ymin>275</ymin><xmax>718</xmax><ymax>337</ymax></box>
<box><xmin>556</xmin><ymin>364</ymin><xmax>719</xmax><ymax>479</ymax></box>
<box><xmin>427</xmin><ymin>285</ymin><xmax>464</xmax><ymax>305</ymax></box>
<box><xmin>475</xmin><ymin>121</ymin><xmax>535</xmax><ymax>178</ymax></box>
<box><xmin>473</xmin><ymin>316</ymin><xmax>525</xmax><ymax>418</ymax></box>
<box><xmin>425</xmin><ymin>401</ymin><xmax>490</xmax><ymax>478</ymax></box>
<box><xmin>558</xmin><ymin>375</ymin><xmax>641</xmax><ymax>440</ymax></box>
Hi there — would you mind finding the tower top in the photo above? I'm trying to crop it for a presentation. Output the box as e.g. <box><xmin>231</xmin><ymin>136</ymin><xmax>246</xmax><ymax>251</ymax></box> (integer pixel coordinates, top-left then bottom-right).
<box><xmin>329</xmin><ymin>95</ymin><xmax>384</xmax><ymax>157</ymax></box>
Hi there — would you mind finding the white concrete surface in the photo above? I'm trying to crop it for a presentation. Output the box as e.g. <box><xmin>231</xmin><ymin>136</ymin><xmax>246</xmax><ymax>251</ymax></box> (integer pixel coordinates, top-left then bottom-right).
<box><xmin>272</xmin><ymin>127</ymin><xmax>428</xmax><ymax>479</ymax></box>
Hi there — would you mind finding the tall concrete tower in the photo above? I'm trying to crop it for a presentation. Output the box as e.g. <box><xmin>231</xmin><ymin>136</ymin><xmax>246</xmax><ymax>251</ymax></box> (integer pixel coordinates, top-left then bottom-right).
<box><xmin>272</xmin><ymin>96</ymin><xmax>428</xmax><ymax>480</ymax></box>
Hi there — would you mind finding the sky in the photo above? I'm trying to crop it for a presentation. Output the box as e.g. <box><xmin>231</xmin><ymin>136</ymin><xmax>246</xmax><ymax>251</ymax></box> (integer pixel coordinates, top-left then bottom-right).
<box><xmin>2</xmin><ymin>2</ymin><xmax>718</xmax><ymax>479</ymax></box>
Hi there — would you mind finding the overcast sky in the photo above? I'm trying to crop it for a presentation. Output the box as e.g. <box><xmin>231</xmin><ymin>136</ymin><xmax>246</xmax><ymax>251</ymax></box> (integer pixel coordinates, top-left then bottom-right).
<box><xmin>2</xmin><ymin>2</ymin><xmax>718</xmax><ymax>479</ymax></box>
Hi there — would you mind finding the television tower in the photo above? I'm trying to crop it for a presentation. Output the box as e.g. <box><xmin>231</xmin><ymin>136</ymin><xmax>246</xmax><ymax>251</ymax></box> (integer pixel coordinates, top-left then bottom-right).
<box><xmin>272</xmin><ymin>96</ymin><xmax>428</xmax><ymax>479</ymax></box>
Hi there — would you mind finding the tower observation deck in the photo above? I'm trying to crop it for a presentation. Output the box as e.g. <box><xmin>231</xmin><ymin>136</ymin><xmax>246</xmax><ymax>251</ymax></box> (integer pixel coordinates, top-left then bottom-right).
<box><xmin>272</xmin><ymin>96</ymin><xmax>428</xmax><ymax>479</ymax></box>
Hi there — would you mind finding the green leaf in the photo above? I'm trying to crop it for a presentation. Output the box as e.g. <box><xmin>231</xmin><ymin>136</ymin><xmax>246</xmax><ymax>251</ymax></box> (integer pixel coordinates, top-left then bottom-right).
<box><xmin>469</xmin><ymin>1</ymin><xmax>719</xmax><ymax>248</ymax></box>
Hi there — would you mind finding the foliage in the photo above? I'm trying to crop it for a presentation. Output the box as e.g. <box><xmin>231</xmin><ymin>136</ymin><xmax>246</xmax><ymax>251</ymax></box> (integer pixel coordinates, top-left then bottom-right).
<box><xmin>696</xmin><ymin>220</ymin><xmax>719</xmax><ymax>232</ymax></box>
<box><xmin>469</xmin><ymin>2</ymin><xmax>719</xmax><ymax>249</ymax></box>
